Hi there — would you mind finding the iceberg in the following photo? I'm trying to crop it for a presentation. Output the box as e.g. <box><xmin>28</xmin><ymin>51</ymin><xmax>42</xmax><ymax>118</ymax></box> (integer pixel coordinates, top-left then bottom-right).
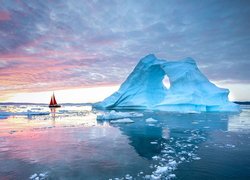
<box><xmin>94</xmin><ymin>54</ymin><xmax>240</xmax><ymax>112</ymax></box>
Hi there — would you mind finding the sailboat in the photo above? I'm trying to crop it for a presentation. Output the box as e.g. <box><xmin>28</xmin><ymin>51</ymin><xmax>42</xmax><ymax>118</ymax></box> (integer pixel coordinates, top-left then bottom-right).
<box><xmin>49</xmin><ymin>92</ymin><xmax>61</xmax><ymax>108</ymax></box>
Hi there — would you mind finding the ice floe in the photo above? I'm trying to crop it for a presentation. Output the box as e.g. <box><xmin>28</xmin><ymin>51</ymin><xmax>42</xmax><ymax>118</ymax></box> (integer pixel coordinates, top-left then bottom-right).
<box><xmin>29</xmin><ymin>171</ymin><xmax>48</xmax><ymax>180</ymax></box>
<box><xmin>150</xmin><ymin>141</ymin><xmax>158</xmax><ymax>145</ymax></box>
<box><xmin>125</xmin><ymin>174</ymin><xmax>133</xmax><ymax>180</ymax></box>
<box><xmin>147</xmin><ymin>129</ymin><xmax>206</xmax><ymax>179</ymax></box>
<box><xmin>97</xmin><ymin>110</ymin><xmax>143</xmax><ymax>120</ymax></box>
<box><xmin>27</xmin><ymin>110</ymin><xmax>50</xmax><ymax>115</ymax></box>
<box><xmin>110</xmin><ymin>118</ymin><xmax>134</xmax><ymax>124</ymax></box>
<box><xmin>146</xmin><ymin>118</ymin><xmax>158</xmax><ymax>123</ymax></box>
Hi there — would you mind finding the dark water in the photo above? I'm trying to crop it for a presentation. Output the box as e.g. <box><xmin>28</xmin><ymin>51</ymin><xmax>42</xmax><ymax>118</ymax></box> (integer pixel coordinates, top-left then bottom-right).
<box><xmin>0</xmin><ymin>105</ymin><xmax>249</xmax><ymax>179</ymax></box>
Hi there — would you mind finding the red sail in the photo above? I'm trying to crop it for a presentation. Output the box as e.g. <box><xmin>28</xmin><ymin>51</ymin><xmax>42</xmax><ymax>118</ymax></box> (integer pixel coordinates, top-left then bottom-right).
<box><xmin>49</xmin><ymin>97</ymin><xmax>53</xmax><ymax>105</ymax></box>
<box><xmin>53</xmin><ymin>94</ymin><xmax>57</xmax><ymax>105</ymax></box>
<box><xmin>50</xmin><ymin>95</ymin><xmax>54</xmax><ymax>105</ymax></box>
<box><xmin>49</xmin><ymin>93</ymin><xmax>57</xmax><ymax>105</ymax></box>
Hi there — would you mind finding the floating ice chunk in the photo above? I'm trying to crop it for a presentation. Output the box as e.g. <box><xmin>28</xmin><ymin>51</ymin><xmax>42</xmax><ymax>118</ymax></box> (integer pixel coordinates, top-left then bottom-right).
<box><xmin>29</xmin><ymin>173</ymin><xmax>38</xmax><ymax>179</ymax></box>
<box><xmin>145</xmin><ymin>118</ymin><xmax>158</xmax><ymax>123</ymax></box>
<box><xmin>166</xmin><ymin>150</ymin><xmax>174</xmax><ymax>154</ymax></box>
<box><xmin>97</xmin><ymin>110</ymin><xmax>143</xmax><ymax>120</ymax></box>
<box><xmin>0</xmin><ymin>109</ymin><xmax>50</xmax><ymax>116</ymax></box>
<box><xmin>110</xmin><ymin>118</ymin><xmax>134</xmax><ymax>124</ymax></box>
<box><xmin>0</xmin><ymin>111</ymin><xmax>12</xmax><ymax>116</ymax></box>
<box><xmin>168</xmin><ymin>160</ymin><xmax>177</xmax><ymax>167</ymax></box>
<box><xmin>169</xmin><ymin>174</ymin><xmax>176</xmax><ymax>178</ymax></box>
<box><xmin>152</xmin><ymin>156</ymin><xmax>160</xmax><ymax>160</ymax></box>
<box><xmin>27</xmin><ymin>110</ymin><xmax>50</xmax><ymax>115</ymax></box>
<box><xmin>192</xmin><ymin>121</ymin><xmax>199</xmax><ymax>124</ymax></box>
<box><xmin>179</xmin><ymin>151</ymin><xmax>187</xmax><ymax>155</ymax></box>
<box><xmin>125</xmin><ymin>174</ymin><xmax>132</xmax><ymax>180</ymax></box>
<box><xmin>187</xmin><ymin>111</ymin><xmax>201</xmax><ymax>114</ymax></box>
<box><xmin>226</xmin><ymin>144</ymin><xmax>236</xmax><ymax>148</ymax></box>
<box><xmin>180</xmin><ymin>157</ymin><xmax>185</xmax><ymax>161</ymax></box>
<box><xmin>151</xmin><ymin>174</ymin><xmax>161</xmax><ymax>179</ymax></box>
<box><xmin>155</xmin><ymin>166</ymin><xmax>169</xmax><ymax>174</ymax></box>
<box><xmin>193</xmin><ymin>157</ymin><xmax>201</xmax><ymax>160</ymax></box>
<box><xmin>39</xmin><ymin>171</ymin><xmax>48</xmax><ymax>178</ymax></box>
<box><xmin>161</xmin><ymin>150</ymin><xmax>168</xmax><ymax>153</ymax></box>
<box><xmin>150</xmin><ymin>141</ymin><xmax>158</xmax><ymax>144</ymax></box>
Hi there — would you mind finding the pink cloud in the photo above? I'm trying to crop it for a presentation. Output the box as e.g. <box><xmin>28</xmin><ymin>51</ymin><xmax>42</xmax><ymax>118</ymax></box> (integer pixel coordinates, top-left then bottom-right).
<box><xmin>0</xmin><ymin>50</ymin><xmax>116</xmax><ymax>101</ymax></box>
<box><xmin>0</xmin><ymin>11</ymin><xmax>11</xmax><ymax>21</ymax></box>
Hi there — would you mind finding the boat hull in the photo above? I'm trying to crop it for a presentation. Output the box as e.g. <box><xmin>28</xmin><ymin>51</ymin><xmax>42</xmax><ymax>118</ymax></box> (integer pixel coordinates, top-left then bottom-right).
<box><xmin>49</xmin><ymin>105</ymin><xmax>61</xmax><ymax>108</ymax></box>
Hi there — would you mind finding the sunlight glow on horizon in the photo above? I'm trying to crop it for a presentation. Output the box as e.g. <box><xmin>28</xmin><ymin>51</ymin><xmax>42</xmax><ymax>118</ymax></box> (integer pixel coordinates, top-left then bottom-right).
<box><xmin>209</xmin><ymin>81</ymin><xmax>250</xmax><ymax>102</ymax></box>
<box><xmin>4</xmin><ymin>85</ymin><xmax>120</xmax><ymax>104</ymax></box>
<box><xmin>2</xmin><ymin>82</ymin><xmax>250</xmax><ymax>104</ymax></box>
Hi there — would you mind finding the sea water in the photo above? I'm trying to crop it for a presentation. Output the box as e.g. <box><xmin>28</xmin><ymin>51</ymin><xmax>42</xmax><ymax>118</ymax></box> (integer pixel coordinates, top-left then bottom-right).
<box><xmin>0</xmin><ymin>104</ymin><xmax>249</xmax><ymax>179</ymax></box>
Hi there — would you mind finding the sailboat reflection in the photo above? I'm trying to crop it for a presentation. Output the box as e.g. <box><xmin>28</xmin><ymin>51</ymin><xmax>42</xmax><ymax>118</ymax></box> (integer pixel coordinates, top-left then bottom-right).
<box><xmin>50</xmin><ymin>108</ymin><xmax>57</xmax><ymax>126</ymax></box>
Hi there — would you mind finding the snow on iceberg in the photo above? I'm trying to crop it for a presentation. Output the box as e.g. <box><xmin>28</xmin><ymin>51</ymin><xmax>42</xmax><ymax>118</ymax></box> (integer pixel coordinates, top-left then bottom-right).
<box><xmin>94</xmin><ymin>54</ymin><xmax>240</xmax><ymax>112</ymax></box>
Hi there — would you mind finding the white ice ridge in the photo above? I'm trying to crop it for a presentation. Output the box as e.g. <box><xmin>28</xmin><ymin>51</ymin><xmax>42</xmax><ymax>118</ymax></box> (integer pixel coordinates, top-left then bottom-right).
<box><xmin>94</xmin><ymin>54</ymin><xmax>240</xmax><ymax>112</ymax></box>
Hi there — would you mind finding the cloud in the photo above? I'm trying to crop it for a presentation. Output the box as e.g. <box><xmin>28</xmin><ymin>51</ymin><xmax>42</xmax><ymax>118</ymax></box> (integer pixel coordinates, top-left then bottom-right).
<box><xmin>0</xmin><ymin>0</ymin><xmax>250</xmax><ymax>100</ymax></box>
<box><xmin>0</xmin><ymin>10</ymin><xmax>11</xmax><ymax>21</ymax></box>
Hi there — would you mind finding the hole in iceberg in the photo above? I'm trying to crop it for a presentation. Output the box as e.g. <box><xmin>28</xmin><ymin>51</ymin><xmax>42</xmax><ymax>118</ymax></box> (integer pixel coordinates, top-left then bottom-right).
<box><xmin>163</xmin><ymin>75</ymin><xmax>170</xmax><ymax>89</ymax></box>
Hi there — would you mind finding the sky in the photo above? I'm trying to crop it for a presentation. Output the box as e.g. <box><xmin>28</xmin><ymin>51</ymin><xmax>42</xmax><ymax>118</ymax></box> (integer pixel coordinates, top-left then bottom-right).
<box><xmin>0</xmin><ymin>0</ymin><xmax>250</xmax><ymax>103</ymax></box>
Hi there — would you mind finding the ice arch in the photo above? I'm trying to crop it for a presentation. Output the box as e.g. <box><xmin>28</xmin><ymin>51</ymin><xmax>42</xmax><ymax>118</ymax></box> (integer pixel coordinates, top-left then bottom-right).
<box><xmin>94</xmin><ymin>54</ymin><xmax>240</xmax><ymax>112</ymax></box>
<box><xmin>163</xmin><ymin>75</ymin><xmax>170</xmax><ymax>89</ymax></box>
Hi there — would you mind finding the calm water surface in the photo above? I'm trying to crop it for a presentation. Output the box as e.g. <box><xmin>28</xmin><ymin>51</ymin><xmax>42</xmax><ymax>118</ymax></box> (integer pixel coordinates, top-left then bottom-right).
<box><xmin>0</xmin><ymin>105</ymin><xmax>249</xmax><ymax>179</ymax></box>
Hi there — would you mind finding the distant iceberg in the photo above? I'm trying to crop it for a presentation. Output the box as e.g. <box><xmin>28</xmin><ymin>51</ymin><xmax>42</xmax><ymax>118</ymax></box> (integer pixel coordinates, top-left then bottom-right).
<box><xmin>94</xmin><ymin>54</ymin><xmax>240</xmax><ymax>112</ymax></box>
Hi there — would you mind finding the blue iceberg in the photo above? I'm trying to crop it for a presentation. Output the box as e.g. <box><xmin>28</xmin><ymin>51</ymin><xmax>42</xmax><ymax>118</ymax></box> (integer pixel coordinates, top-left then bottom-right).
<box><xmin>94</xmin><ymin>54</ymin><xmax>240</xmax><ymax>112</ymax></box>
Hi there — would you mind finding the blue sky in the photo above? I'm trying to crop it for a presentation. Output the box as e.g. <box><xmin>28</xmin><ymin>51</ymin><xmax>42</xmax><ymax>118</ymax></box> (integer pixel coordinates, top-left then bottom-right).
<box><xmin>0</xmin><ymin>0</ymin><xmax>250</xmax><ymax>102</ymax></box>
